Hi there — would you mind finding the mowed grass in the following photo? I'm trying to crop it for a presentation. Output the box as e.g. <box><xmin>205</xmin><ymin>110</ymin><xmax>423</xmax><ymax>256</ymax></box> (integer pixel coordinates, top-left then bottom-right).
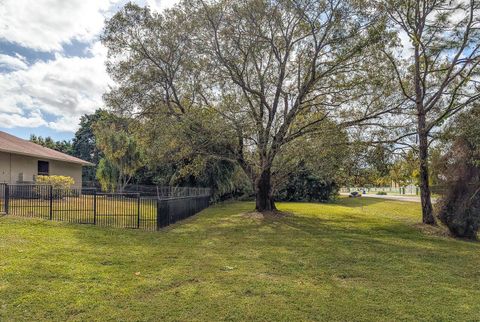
<box><xmin>1</xmin><ymin>198</ymin><xmax>480</xmax><ymax>321</ymax></box>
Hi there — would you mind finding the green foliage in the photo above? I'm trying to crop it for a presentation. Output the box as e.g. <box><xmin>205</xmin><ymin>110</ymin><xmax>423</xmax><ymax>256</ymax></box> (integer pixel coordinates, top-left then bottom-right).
<box><xmin>340</xmin><ymin>143</ymin><xmax>422</xmax><ymax>189</ymax></box>
<box><xmin>72</xmin><ymin>110</ymin><xmax>107</xmax><ymax>183</ymax></box>
<box><xmin>438</xmin><ymin>178</ymin><xmax>480</xmax><ymax>240</ymax></box>
<box><xmin>36</xmin><ymin>175</ymin><xmax>75</xmax><ymax>189</ymax></box>
<box><xmin>276</xmin><ymin>161</ymin><xmax>338</xmax><ymax>202</ymax></box>
<box><xmin>93</xmin><ymin>113</ymin><xmax>144</xmax><ymax>192</ymax></box>
<box><xmin>35</xmin><ymin>175</ymin><xmax>76</xmax><ymax>199</ymax></box>
<box><xmin>130</xmin><ymin>107</ymin><xmax>252</xmax><ymax>199</ymax></box>
<box><xmin>338</xmin><ymin>143</ymin><xmax>395</xmax><ymax>188</ymax></box>
<box><xmin>101</xmin><ymin>1</ymin><xmax>392</xmax><ymax>210</ymax></box>
<box><xmin>273</xmin><ymin>128</ymin><xmax>347</xmax><ymax>202</ymax></box>
<box><xmin>184</xmin><ymin>160</ymin><xmax>252</xmax><ymax>202</ymax></box>
<box><xmin>377</xmin><ymin>191</ymin><xmax>387</xmax><ymax>195</ymax></box>
<box><xmin>437</xmin><ymin>107</ymin><xmax>480</xmax><ymax>239</ymax></box>
<box><xmin>29</xmin><ymin>135</ymin><xmax>73</xmax><ymax>155</ymax></box>
<box><xmin>96</xmin><ymin>158</ymin><xmax>120</xmax><ymax>192</ymax></box>
<box><xmin>388</xmin><ymin>151</ymin><xmax>419</xmax><ymax>187</ymax></box>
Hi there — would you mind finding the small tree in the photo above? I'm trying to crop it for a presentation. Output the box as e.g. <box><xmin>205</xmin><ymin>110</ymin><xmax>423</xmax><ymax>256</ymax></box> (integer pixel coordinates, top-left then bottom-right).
<box><xmin>93</xmin><ymin>114</ymin><xmax>144</xmax><ymax>192</ymax></box>
<box><xmin>380</xmin><ymin>0</ymin><xmax>480</xmax><ymax>224</ymax></box>
<box><xmin>96</xmin><ymin>158</ymin><xmax>120</xmax><ymax>192</ymax></box>
<box><xmin>72</xmin><ymin>110</ymin><xmax>108</xmax><ymax>183</ymax></box>
<box><xmin>30</xmin><ymin>135</ymin><xmax>73</xmax><ymax>155</ymax></box>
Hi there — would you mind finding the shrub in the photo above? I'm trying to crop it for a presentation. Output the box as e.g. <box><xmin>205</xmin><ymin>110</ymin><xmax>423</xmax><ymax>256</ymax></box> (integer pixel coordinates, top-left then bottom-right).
<box><xmin>276</xmin><ymin>164</ymin><xmax>338</xmax><ymax>202</ymax></box>
<box><xmin>36</xmin><ymin>175</ymin><xmax>76</xmax><ymax>199</ymax></box>
<box><xmin>435</xmin><ymin>108</ymin><xmax>480</xmax><ymax>239</ymax></box>
<box><xmin>437</xmin><ymin>182</ymin><xmax>480</xmax><ymax>239</ymax></box>
<box><xmin>437</xmin><ymin>138</ymin><xmax>480</xmax><ymax>240</ymax></box>
<box><xmin>36</xmin><ymin>175</ymin><xmax>75</xmax><ymax>189</ymax></box>
<box><xmin>376</xmin><ymin>191</ymin><xmax>387</xmax><ymax>195</ymax></box>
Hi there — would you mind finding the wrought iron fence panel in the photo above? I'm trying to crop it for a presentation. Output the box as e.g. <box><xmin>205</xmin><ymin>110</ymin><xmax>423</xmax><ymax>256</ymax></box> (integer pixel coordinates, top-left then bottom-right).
<box><xmin>3</xmin><ymin>184</ymin><xmax>210</xmax><ymax>231</ymax></box>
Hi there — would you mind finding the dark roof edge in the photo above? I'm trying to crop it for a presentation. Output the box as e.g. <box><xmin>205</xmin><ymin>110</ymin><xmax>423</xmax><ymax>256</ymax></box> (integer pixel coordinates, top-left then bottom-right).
<box><xmin>0</xmin><ymin>148</ymin><xmax>95</xmax><ymax>166</ymax></box>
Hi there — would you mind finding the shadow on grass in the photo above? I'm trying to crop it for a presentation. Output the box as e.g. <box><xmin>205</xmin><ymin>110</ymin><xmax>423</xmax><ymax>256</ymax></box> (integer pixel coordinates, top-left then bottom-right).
<box><xmin>2</xmin><ymin>200</ymin><xmax>480</xmax><ymax>321</ymax></box>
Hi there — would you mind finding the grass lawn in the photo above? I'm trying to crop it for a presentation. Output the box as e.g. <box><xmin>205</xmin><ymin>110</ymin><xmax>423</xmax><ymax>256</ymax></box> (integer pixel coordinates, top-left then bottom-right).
<box><xmin>1</xmin><ymin>198</ymin><xmax>479</xmax><ymax>321</ymax></box>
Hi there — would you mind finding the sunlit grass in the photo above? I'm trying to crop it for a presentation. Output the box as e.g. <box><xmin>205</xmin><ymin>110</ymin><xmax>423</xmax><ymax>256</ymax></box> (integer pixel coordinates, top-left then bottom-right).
<box><xmin>1</xmin><ymin>198</ymin><xmax>479</xmax><ymax>321</ymax></box>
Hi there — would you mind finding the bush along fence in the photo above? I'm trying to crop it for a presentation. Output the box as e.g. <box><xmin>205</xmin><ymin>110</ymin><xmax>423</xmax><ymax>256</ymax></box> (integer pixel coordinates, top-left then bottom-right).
<box><xmin>0</xmin><ymin>184</ymin><xmax>211</xmax><ymax>231</ymax></box>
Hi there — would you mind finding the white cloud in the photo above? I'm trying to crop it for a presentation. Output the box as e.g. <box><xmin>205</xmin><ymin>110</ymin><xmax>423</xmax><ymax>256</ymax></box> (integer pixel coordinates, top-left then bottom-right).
<box><xmin>0</xmin><ymin>0</ymin><xmax>180</xmax><ymax>53</ymax></box>
<box><xmin>0</xmin><ymin>0</ymin><xmax>180</xmax><ymax>134</ymax></box>
<box><xmin>397</xmin><ymin>30</ymin><xmax>413</xmax><ymax>58</ymax></box>
<box><xmin>0</xmin><ymin>110</ymin><xmax>47</xmax><ymax>128</ymax></box>
<box><xmin>47</xmin><ymin>115</ymin><xmax>85</xmax><ymax>132</ymax></box>
<box><xmin>0</xmin><ymin>54</ymin><xmax>28</xmax><ymax>71</ymax></box>
<box><xmin>0</xmin><ymin>0</ymin><xmax>116</xmax><ymax>52</ymax></box>
<box><xmin>0</xmin><ymin>42</ymin><xmax>111</xmax><ymax>132</ymax></box>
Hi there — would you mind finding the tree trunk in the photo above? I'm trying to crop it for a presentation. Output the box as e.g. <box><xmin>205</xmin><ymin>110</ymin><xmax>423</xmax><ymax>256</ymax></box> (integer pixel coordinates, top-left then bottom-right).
<box><xmin>414</xmin><ymin>36</ymin><xmax>436</xmax><ymax>226</ymax></box>
<box><xmin>418</xmin><ymin>115</ymin><xmax>436</xmax><ymax>225</ymax></box>
<box><xmin>255</xmin><ymin>168</ymin><xmax>276</xmax><ymax>212</ymax></box>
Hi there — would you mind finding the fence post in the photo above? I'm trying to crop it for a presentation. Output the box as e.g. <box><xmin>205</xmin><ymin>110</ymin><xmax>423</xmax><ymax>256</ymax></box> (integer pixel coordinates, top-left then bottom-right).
<box><xmin>93</xmin><ymin>189</ymin><xmax>97</xmax><ymax>225</ymax></box>
<box><xmin>137</xmin><ymin>193</ymin><xmax>140</xmax><ymax>229</ymax></box>
<box><xmin>49</xmin><ymin>185</ymin><xmax>53</xmax><ymax>220</ymax></box>
<box><xmin>5</xmin><ymin>184</ymin><xmax>9</xmax><ymax>214</ymax></box>
<box><xmin>156</xmin><ymin>199</ymin><xmax>169</xmax><ymax>230</ymax></box>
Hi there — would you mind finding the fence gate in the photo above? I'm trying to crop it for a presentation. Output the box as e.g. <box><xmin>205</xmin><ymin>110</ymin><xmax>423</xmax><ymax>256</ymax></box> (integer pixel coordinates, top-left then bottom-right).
<box><xmin>0</xmin><ymin>183</ymin><xmax>6</xmax><ymax>214</ymax></box>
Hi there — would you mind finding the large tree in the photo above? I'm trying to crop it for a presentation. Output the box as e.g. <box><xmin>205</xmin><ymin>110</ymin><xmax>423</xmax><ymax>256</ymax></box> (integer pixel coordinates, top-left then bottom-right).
<box><xmin>102</xmin><ymin>0</ymin><xmax>396</xmax><ymax>211</ymax></box>
<box><xmin>72</xmin><ymin>109</ymin><xmax>108</xmax><ymax>183</ymax></box>
<box><xmin>380</xmin><ymin>0</ymin><xmax>480</xmax><ymax>224</ymax></box>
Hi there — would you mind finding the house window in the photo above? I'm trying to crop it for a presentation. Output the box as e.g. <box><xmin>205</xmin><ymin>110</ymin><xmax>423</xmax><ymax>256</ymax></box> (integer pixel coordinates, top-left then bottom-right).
<box><xmin>38</xmin><ymin>161</ymin><xmax>49</xmax><ymax>176</ymax></box>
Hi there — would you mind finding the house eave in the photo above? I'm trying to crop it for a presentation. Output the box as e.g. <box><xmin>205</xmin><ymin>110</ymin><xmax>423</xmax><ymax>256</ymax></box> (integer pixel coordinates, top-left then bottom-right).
<box><xmin>0</xmin><ymin>148</ymin><xmax>94</xmax><ymax>166</ymax></box>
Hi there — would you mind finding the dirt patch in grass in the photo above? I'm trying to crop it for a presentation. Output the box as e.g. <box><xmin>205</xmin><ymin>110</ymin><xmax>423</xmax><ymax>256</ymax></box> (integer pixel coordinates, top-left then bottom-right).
<box><xmin>241</xmin><ymin>210</ymin><xmax>291</xmax><ymax>220</ymax></box>
<box><xmin>413</xmin><ymin>223</ymin><xmax>451</xmax><ymax>238</ymax></box>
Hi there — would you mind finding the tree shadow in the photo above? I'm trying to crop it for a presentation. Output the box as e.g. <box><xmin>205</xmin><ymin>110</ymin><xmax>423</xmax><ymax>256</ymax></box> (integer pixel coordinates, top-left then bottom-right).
<box><xmin>3</xmin><ymin>200</ymin><xmax>480</xmax><ymax>321</ymax></box>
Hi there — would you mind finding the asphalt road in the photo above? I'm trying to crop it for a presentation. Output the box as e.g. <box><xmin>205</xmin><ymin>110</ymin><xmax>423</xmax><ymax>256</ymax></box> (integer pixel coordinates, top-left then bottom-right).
<box><xmin>340</xmin><ymin>193</ymin><xmax>425</xmax><ymax>203</ymax></box>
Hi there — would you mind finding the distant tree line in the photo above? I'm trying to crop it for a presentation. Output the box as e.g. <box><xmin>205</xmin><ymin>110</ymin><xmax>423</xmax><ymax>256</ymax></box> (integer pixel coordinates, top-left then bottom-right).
<box><xmin>29</xmin><ymin>135</ymin><xmax>73</xmax><ymax>155</ymax></box>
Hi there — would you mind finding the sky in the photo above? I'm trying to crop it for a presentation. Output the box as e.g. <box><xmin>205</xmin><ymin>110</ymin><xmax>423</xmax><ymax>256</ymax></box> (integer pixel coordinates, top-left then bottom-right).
<box><xmin>0</xmin><ymin>0</ymin><xmax>180</xmax><ymax>141</ymax></box>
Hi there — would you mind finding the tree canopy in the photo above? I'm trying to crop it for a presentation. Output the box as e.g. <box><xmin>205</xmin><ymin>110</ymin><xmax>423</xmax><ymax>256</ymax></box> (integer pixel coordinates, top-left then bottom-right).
<box><xmin>102</xmin><ymin>0</ymin><xmax>398</xmax><ymax>211</ymax></box>
<box><xmin>29</xmin><ymin>135</ymin><xmax>73</xmax><ymax>155</ymax></box>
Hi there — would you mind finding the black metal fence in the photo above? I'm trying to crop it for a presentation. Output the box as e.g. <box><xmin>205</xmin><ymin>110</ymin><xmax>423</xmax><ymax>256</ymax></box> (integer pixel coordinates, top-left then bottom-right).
<box><xmin>0</xmin><ymin>184</ymin><xmax>6</xmax><ymax>214</ymax></box>
<box><xmin>0</xmin><ymin>184</ymin><xmax>211</xmax><ymax>231</ymax></box>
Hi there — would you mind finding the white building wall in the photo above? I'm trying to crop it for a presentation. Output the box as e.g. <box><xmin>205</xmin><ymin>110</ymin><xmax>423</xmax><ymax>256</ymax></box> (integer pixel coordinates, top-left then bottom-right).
<box><xmin>10</xmin><ymin>153</ymin><xmax>37</xmax><ymax>182</ymax></box>
<box><xmin>0</xmin><ymin>152</ymin><xmax>10</xmax><ymax>183</ymax></box>
<box><xmin>0</xmin><ymin>151</ymin><xmax>83</xmax><ymax>188</ymax></box>
<box><xmin>50</xmin><ymin>161</ymin><xmax>83</xmax><ymax>188</ymax></box>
